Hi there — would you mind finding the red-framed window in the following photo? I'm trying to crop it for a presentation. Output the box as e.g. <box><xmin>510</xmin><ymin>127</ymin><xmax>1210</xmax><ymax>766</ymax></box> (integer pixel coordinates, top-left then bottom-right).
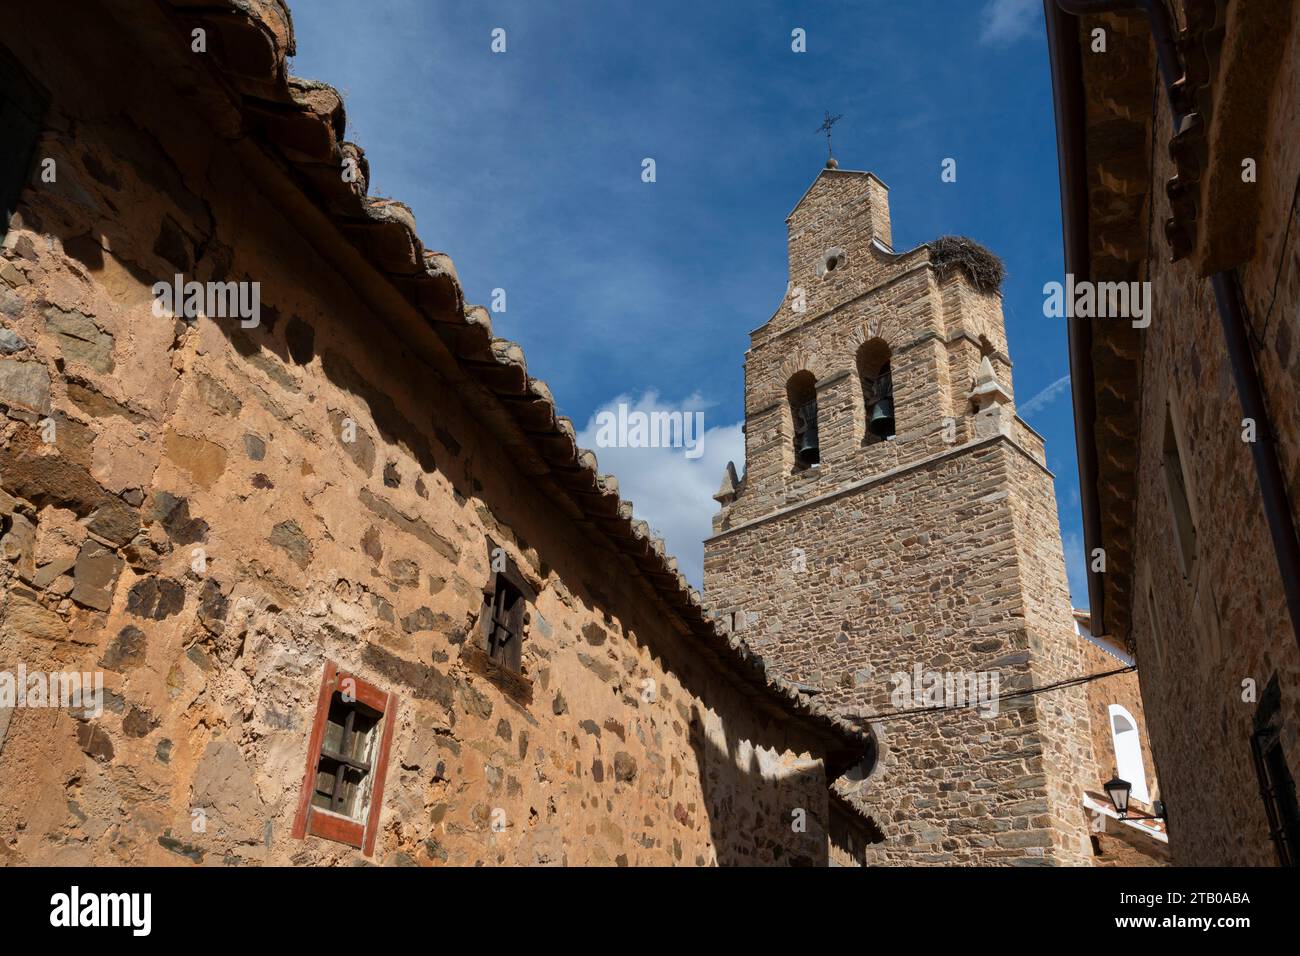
<box><xmin>291</xmin><ymin>661</ymin><xmax>397</xmax><ymax>857</ymax></box>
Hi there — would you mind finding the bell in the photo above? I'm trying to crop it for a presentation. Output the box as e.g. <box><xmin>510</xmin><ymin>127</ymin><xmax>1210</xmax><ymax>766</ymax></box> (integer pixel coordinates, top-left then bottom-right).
<box><xmin>796</xmin><ymin>430</ymin><xmax>820</xmax><ymax>467</ymax></box>
<box><xmin>794</xmin><ymin>399</ymin><xmax>820</xmax><ymax>467</ymax></box>
<box><xmin>868</xmin><ymin>397</ymin><xmax>895</xmax><ymax>437</ymax></box>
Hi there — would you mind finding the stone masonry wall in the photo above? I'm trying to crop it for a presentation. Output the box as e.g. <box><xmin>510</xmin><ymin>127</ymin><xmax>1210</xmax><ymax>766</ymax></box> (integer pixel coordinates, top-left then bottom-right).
<box><xmin>1079</xmin><ymin>634</ymin><xmax>1170</xmax><ymax>865</ymax></box>
<box><xmin>728</xmin><ymin>172</ymin><xmax>1019</xmax><ymax>536</ymax></box>
<box><xmin>707</xmin><ymin>439</ymin><xmax>1090</xmax><ymax>864</ymax></box>
<box><xmin>0</xmin><ymin>6</ymin><xmax>842</xmax><ymax>867</ymax></box>
<box><xmin>1122</xmin><ymin>22</ymin><xmax>1300</xmax><ymax>865</ymax></box>
<box><xmin>1004</xmin><ymin>446</ymin><xmax>1098</xmax><ymax>866</ymax></box>
<box><xmin>1079</xmin><ymin>640</ymin><xmax>1158</xmax><ymax>806</ymax></box>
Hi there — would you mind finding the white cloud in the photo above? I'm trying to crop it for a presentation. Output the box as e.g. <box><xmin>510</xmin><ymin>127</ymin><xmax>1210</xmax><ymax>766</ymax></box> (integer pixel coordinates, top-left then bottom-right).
<box><xmin>576</xmin><ymin>390</ymin><xmax>743</xmax><ymax>589</ymax></box>
<box><xmin>979</xmin><ymin>0</ymin><xmax>1041</xmax><ymax>46</ymax></box>
<box><xmin>1019</xmin><ymin>373</ymin><xmax>1071</xmax><ymax>418</ymax></box>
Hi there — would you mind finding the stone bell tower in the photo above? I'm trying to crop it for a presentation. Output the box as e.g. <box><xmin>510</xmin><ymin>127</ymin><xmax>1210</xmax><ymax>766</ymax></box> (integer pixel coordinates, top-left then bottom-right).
<box><xmin>703</xmin><ymin>165</ymin><xmax>1099</xmax><ymax>865</ymax></box>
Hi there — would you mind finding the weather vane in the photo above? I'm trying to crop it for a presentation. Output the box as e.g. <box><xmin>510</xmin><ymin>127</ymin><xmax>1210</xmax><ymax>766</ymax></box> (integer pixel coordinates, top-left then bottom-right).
<box><xmin>816</xmin><ymin>111</ymin><xmax>843</xmax><ymax>167</ymax></box>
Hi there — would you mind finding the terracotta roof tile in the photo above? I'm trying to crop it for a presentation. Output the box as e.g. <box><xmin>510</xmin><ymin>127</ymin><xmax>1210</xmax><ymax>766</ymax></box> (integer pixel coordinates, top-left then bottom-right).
<box><xmin>151</xmin><ymin>0</ymin><xmax>873</xmax><ymax>773</ymax></box>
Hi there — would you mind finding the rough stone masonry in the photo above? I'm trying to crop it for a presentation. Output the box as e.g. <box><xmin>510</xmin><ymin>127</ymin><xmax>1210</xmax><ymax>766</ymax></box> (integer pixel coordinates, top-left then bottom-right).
<box><xmin>704</xmin><ymin>166</ymin><xmax>1101</xmax><ymax>865</ymax></box>
<box><xmin>0</xmin><ymin>0</ymin><xmax>879</xmax><ymax>866</ymax></box>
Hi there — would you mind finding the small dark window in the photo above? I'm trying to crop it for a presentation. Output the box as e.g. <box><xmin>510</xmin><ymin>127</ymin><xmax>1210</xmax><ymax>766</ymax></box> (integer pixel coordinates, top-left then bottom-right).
<box><xmin>0</xmin><ymin>45</ymin><xmax>48</xmax><ymax>244</ymax></box>
<box><xmin>485</xmin><ymin>574</ymin><xmax>524</xmax><ymax>672</ymax></box>
<box><xmin>1250</xmin><ymin>674</ymin><xmax>1300</xmax><ymax>866</ymax></box>
<box><xmin>311</xmin><ymin>692</ymin><xmax>381</xmax><ymax>818</ymax></box>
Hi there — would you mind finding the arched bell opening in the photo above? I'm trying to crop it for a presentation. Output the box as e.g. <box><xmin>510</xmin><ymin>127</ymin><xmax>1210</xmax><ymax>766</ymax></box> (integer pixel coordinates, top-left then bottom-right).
<box><xmin>786</xmin><ymin>370</ymin><xmax>819</xmax><ymax>470</ymax></box>
<box><xmin>857</xmin><ymin>339</ymin><xmax>894</xmax><ymax>444</ymax></box>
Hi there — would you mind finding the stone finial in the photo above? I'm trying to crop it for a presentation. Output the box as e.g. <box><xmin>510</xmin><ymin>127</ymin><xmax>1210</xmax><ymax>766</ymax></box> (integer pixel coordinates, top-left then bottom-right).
<box><xmin>969</xmin><ymin>355</ymin><xmax>1014</xmax><ymax>440</ymax></box>
<box><xmin>968</xmin><ymin>355</ymin><xmax>1011</xmax><ymax>410</ymax></box>
<box><xmin>713</xmin><ymin>461</ymin><xmax>739</xmax><ymax>505</ymax></box>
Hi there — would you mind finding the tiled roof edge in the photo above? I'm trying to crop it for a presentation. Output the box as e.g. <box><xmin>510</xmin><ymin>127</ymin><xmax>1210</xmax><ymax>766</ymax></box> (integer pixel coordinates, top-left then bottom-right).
<box><xmin>152</xmin><ymin>0</ymin><xmax>871</xmax><ymax>766</ymax></box>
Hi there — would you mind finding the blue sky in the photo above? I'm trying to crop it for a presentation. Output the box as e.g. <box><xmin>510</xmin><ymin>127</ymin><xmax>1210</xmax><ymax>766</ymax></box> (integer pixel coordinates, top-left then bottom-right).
<box><xmin>289</xmin><ymin>0</ymin><xmax>1088</xmax><ymax>606</ymax></box>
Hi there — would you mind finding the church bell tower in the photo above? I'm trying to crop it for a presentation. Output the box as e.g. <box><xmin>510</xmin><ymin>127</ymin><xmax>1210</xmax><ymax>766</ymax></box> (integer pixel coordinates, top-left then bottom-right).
<box><xmin>703</xmin><ymin>165</ymin><xmax>1099</xmax><ymax>865</ymax></box>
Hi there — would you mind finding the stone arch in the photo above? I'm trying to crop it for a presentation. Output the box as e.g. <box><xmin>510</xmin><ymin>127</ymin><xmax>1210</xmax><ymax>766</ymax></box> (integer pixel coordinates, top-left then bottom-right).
<box><xmin>847</xmin><ymin>315</ymin><xmax>903</xmax><ymax>353</ymax></box>
<box><xmin>763</xmin><ymin>347</ymin><xmax>829</xmax><ymax>414</ymax></box>
<box><xmin>844</xmin><ymin>320</ymin><xmax>901</xmax><ymax>445</ymax></box>
<box><xmin>776</xmin><ymin>347</ymin><xmax>828</xmax><ymax>387</ymax></box>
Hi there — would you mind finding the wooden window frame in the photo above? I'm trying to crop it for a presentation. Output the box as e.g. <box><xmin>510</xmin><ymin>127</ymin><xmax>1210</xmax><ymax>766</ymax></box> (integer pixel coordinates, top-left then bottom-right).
<box><xmin>1250</xmin><ymin>674</ymin><xmax>1300</xmax><ymax>867</ymax></box>
<box><xmin>485</xmin><ymin>575</ymin><xmax>525</xmax><ymax>673</ymax></box>
<box><xmin>291</xmin><ymin>661</ymin><xmax>397</xmax><ymax>857</ymax></box>
<box><xmin>478</xmin><ymin>538</ymin><xmax>536</xmax><ymax>679</ymax></box>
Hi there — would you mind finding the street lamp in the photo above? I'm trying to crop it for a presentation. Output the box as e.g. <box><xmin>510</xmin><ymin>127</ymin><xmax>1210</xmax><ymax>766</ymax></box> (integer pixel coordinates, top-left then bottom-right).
<box><xmin>1103</xmin><ymin>776</ymin><xmax>1166</xmax><ymax>821</ymax></box>
<box><xmin>1103</xmin><ymin>776</ymin><xmax>1131</xmax><ymax>816</ymax></box>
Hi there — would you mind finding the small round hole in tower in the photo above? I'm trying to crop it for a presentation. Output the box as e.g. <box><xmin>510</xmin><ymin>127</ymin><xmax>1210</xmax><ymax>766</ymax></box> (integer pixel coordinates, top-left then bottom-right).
<box><xmin>819</xmin><ymin>247</ymin><xmax>846</xmax><ymax>277</ymax></box>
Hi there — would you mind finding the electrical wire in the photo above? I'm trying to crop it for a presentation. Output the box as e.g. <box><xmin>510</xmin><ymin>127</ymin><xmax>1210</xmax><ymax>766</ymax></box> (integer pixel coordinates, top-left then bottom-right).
<box><xmin>842</xmin><ymin>663</ymin><xmax>1137</xmax><ymax>726</ymax></box>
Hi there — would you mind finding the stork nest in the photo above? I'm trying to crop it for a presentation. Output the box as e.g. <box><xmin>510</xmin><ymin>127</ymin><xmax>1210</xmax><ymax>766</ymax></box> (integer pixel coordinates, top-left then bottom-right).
<box><xmin>928</xmin><ymin>235</ymin><xmax>1006</xmax><ymax>294</ymax></box>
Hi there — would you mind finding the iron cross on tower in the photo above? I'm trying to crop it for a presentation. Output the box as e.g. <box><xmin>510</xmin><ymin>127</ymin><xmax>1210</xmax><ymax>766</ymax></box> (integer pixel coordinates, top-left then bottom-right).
<box><xmin>816</xmin><ymin>111</ymin><xmax>843</xmax><ymax>167</ymax></box>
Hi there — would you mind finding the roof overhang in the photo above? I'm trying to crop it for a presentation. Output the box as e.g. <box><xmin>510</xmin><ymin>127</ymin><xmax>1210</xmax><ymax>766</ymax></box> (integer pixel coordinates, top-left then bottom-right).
<box><xmin>106</xmin><ymin>0</ymin><xmax>875</xmax><ymax>768</ymax></box>
<box><xmin>1043</xmin><ymin>1</ymin><xmax>1156</xmax><ymax>645</ymax></box>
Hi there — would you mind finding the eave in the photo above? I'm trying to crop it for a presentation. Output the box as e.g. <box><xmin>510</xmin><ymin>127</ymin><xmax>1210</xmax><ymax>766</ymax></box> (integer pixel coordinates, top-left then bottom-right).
<box><xmin>117</xmin><ymin>0</ymin><xmax>873</xmax><ymax>769</ymax></box>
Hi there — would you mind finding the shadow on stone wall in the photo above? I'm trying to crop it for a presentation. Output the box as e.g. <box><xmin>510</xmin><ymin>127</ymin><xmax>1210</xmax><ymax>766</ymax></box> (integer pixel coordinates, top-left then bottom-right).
<box><xmin>9</xmin><ymin>103</ymin><xmax>855</xmax><ymax>865</ymax></box>
<box><xmin>687</xmin><ymin>702</ymin><xmax>829</xmax><ymax>866</ymax></box>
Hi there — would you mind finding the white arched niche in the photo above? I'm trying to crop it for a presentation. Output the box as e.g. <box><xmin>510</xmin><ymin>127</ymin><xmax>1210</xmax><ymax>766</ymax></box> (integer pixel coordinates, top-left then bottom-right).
<box><xmin>1109</xmin><ymin>704</ymin><xmax>1150</xmax><ymax>803</ymax></box>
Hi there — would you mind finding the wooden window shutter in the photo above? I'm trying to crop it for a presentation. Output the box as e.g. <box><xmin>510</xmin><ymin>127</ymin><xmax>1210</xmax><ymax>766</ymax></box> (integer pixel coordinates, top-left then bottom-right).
<box><xmin>291</xmin><ymin>661</ymin><xmax>398</xmax><ymax>857</ymax></box>
<box><xmin>480</xmin><ymin>537</ymin><xmax>535</xmax><ymax>675</ymax></box>
<box><xmin>505</xmin><ymin>588</ymin><xmax>524</xmax><ymax>672</ymax></box>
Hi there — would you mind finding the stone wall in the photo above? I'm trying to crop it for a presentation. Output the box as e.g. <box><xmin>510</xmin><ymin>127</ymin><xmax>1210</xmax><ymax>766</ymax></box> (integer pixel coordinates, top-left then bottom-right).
<box><xmin>1091</xmin><ymin>826</ymin><xmax>1171</xmax><ymax>866</ymax></box>
<box><xmin>1123</xmin><ymin>37</ymin><xmax>1300</xmax><ymax>865</ymax></box>
<box><xmin>1076</xmin><ymin>634</ymin><xmax>1168</xmax><ymax>862</ymax></box>
<box><xmin>1004</xmin><ymin>438</ymin><xmax>1098</xmax><ymax>865</ymax></box>
<box><xmin>707</xmin><ymin>436</ymin><xmax>1095</xmax><ymax>865</ymax></box>
<box><xmin>1057</xmin><ymin>0</ymin><xmax>1300</xmax><ymax>867</ymax></box>
<box><xmin>1078</xmin><ymin>640</ymin><xmax>1157</xmax><ymax>809</ymax></box>
<box><xmin>0</xmin><ymin>2</ymin><xmax>853</xmax><ymax>867</ymax></box>
<box><xmin>1238</xmin><ymin>1</ymin><xmax>1300</xmax><ymax>522</ymax></box>
<box><xmin>725</xmin><ymin>172</ymin><xmax>1018</xmax><ymax>537</ymax></box>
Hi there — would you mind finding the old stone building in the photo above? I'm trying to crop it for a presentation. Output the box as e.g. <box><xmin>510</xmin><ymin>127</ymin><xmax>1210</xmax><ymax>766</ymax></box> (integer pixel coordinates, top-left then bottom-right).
<box><xmin>1074</xmin><ymin>611</ymin><xmax>1170</xmax><ymax>864</ymax></box>
<box><xmin>1044</xmin><ymin>0</ymin><xmax>1300</xmax><ymax>865</ymax></box>
<box><xmin>703</xmin><ymin>164</ymin><xmax>1104</xmax><ymax>865</ymax></box>
<box><xmin>0</xmin><ymin>0</ymin><xmax>881</xmax><ymax>866</ymax></box>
